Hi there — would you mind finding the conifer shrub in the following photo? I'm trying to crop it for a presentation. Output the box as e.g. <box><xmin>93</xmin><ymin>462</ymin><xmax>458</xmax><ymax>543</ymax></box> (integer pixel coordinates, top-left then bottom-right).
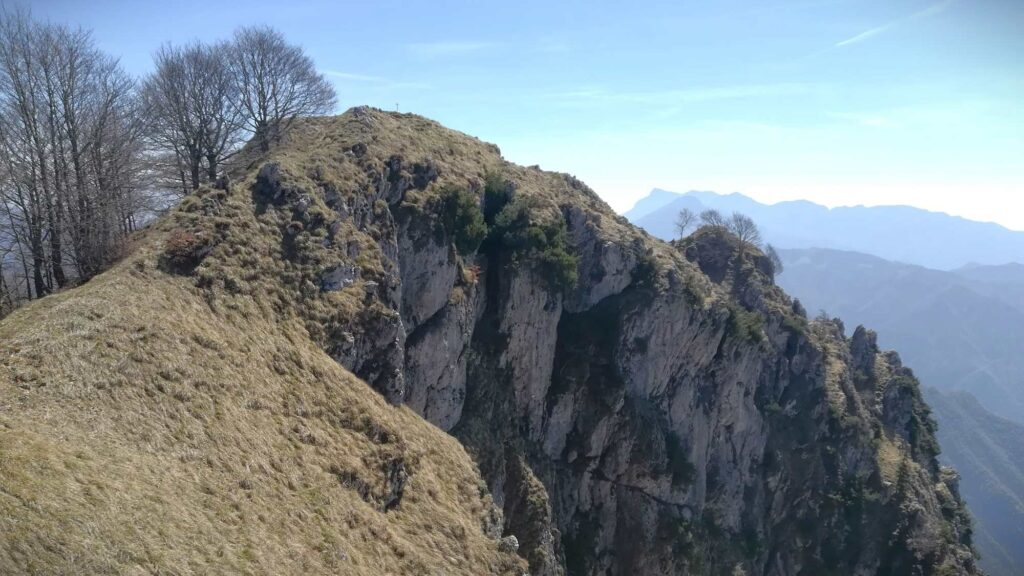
<box><xmin>725</xmin><ymin>302</ymin><xmax>764</xmax><ymax>343</ymax></box>
<box><xmin>436</xmin><ymin>185</ymin><xmax>488</xmax><ymax>255</ymax></box>
<box><xmin>483</xmin><ymin>172</ymin><xmax>513</xmax><ymax>225</ymax></box>
<box><xmin>489</xmin><ymin>196</ymin><xmax>578</xmax><ymax>293</ymax></box>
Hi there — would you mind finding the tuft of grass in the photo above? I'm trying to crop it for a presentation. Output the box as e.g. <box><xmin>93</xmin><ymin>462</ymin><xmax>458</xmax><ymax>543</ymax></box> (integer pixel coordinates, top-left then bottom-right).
<box><xmin>161</xmin><ymin>227</ymin><xmax>214</xmax><ymax>273</ymax></box>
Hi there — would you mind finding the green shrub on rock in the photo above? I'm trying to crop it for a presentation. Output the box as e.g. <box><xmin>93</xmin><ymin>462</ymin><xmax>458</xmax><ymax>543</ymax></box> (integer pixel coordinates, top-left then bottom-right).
<box><xmin>489</xmin><ymin>196</ymin><xmax>578</xmax><ymax>293</ymax></box>
<box><xmin>436</xmin><ymin>185</ymin><xmax>488</xmax><ymax>255</ymax></box>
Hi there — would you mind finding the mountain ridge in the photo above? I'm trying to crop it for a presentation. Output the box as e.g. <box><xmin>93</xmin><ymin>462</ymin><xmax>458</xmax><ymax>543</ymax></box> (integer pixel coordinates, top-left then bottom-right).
<box><xmin>626</xmin><ymin>189</ymin><xmax>1024</xmax><ymax>269</ymax></box>
<box><xmin>0</xmin><ymin>108</ymin><xmax>979</xmax><ymax>575</ymax></box>
<box><xmin>776</xmin><ymin>246</ymin><xmax>1024</xmax><ymax>423</ymax></box>
<box><xmin>927</xmin><ymin>388</ymin><xmax>1024</xmax><ymax>576</ymax></box>
<box><xmin>774</xmin><ymin>246</ymin><xmax>1024</xmax><ymax>576</ymax></box>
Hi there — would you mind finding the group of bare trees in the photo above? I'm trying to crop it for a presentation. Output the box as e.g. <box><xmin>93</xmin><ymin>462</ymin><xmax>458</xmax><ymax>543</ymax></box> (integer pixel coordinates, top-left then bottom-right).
<box><xmin>0</xmin><ymin>8</ymin><xmax>336</xmax><ymax>315</ymax></box>
<box><xmin>141</xmin><ymin>26</ymin><xmax>335</xmax><ymax>194</ymax></box>
<box><xmin>0</xmin><ymin>8</ymin><xmax>146</xmax><ymax>307</ymax></box>
<box><xmin>675</xmin><ymin>208</ymin><xmax>761</xmax><ymax>244</ymax></box>
<box><xmin>675</xmin><ymin>207</ymin><xmax>783</xmax><ymax>274</ymax></box>
<box><xmin>230</xmin><ymin>27</ymin><xmax>336</xmax><ymax>153</ymax></box>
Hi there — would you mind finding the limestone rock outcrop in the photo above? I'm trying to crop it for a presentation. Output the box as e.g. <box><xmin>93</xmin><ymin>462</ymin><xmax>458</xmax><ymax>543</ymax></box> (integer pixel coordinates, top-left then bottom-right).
<box><xmin>174</xmin><ymin>108</ymin><xmax>981</xmax><ymax>575</ymax></box>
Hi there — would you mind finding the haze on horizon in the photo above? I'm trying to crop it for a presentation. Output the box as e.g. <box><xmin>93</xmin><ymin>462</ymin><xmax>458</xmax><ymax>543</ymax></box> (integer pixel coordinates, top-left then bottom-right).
<box><xmin>29</xmin><ymin>0</ymin><xmax>1024</xmax><ymax>230</ymax></box>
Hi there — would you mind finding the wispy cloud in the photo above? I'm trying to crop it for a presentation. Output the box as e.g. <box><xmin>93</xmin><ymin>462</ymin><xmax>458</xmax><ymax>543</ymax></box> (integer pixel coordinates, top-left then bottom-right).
<box><xmin>319</xmin><ymin>69</ymin><xmax>431</xmax><ymax>91</ymax></box>
<box><xmin>546</xmin><ymin>83</ymin><xmax>821</xmax><ymax>106</ymax></box>
<box><xmin>835</xmin><ymin>0</ymin><xmax>956</xmax><ymax>47</ymax></box>
<box><xmin>321</xmin><ymin>70</ymin><xmax>388</xmax><ymax>82</ymax></box>
<box><xmin>406</xmin><ymin>41</ymin><xmax>493</xmax><ymax>58</ymax></box>
<box><xmin>835</xmin><ymin>25</ymin><xmax>891</xmax><ymax>47</ymax></box>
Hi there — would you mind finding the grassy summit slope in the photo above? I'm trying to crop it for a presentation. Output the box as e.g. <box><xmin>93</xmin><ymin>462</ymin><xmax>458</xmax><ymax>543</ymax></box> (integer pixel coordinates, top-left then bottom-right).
<box><xmin>0</xmin><ymin>205</ymin><xmax>523</xmax><ymax>573</ymax></box>
<box><xmin>0</xmin><ymin>106</ymin><xmax>626</xmax><ymax>574</ymax></box>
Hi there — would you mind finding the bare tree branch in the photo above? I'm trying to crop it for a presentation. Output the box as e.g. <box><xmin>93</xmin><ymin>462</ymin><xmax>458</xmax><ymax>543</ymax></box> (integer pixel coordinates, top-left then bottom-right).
<box><xmin>675</xmin><ymin>207</ymin><xmax>696</xmax><ymax>238</ymax></box>
<box><xmin>141</xmin><ymin>42</ymin><xmax>243</xmax><ymax>191</ymax></box>
<box><xmin>228</xmin><ymin>25</ymin><xmax>336</xmax><ymax>152</ymax></box>
<box><xmin>726</xmin><ymin>212</ymin><xmax>762</xmax><ymax>254</ymax></box>
<box><xmin>699</xmin><ymin>208</ymin><xmax>725</xmax><ymax>228</ymax></box>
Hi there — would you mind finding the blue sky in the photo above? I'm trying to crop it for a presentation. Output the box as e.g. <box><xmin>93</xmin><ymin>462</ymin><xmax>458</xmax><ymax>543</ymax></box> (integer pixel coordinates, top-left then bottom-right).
<box><xmin>27</xmin><ymin>0</ymin><xmax>1024</xmax><ymax>230</ymax></box>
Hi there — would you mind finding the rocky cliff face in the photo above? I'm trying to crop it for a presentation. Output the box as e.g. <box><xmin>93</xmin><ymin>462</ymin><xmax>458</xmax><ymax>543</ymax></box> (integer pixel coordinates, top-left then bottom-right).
<box><xmin>146</xmin><ymin>108</ymin><xmax>977</xmax><ymax>574</ymax></box>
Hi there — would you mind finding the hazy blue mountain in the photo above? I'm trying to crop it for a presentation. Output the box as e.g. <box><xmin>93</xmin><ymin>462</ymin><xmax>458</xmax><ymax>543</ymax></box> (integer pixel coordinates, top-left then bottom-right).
<box><xmin>776</xmin><ymin>247</ymin><xmax>1024</xmax><ymax>424</ymax></box>
<box><xmin>622</xmin><ymin>188</ymin><xmax>697</xmax><ymax>221</ymax></box>
<box><xmin>626</xmin><ymin>190</ymin><xmax>1024</xmax><ymax>270</ymax></box>
<box><xmin>953</xmin><ymin>263</ymin><xmax>1024</xmax><ymax>314</ymax></box>
<box><xmin>956</xmin><ymin>262</ymin><xmax>1024</xmax><ymax>286</ymax></box>
<box><xmin>927</xmin><ymin>388</ymin><xmax>1024</xmax><ymax>576</ymax></box>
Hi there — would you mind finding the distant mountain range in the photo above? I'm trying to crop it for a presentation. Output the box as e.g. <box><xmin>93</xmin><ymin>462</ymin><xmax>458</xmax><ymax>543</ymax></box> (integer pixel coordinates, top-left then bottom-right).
<box><xmin>776</xmin><ymin>247</ymin><xmax>1024</xmax><ymax>423</ymax></box>
<box><xmin>626</xmin><ymin>189</ymin><xmax>1024</xmax><ymax>270</ymax></box>
<box><xmin>626</xmin><ymin>191</ymin><xmax>1024</xmax><ymax>576</ymax></box>
<box><xmin>927</xmin><ymin>389</ymin><xmax>1024</xmax><ymax>576</ymax></box>
<box><xmin>953</xmin><ymin>262</ymin><xmax>1024</xmax><ymax>314</ymax></box>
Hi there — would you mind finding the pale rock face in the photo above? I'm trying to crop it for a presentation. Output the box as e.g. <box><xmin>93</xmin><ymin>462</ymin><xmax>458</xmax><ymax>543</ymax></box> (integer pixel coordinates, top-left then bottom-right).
<box><xmin>375</xmin><ymin>154</ymin><xmax>413</xmax><ymax>206</ymax></box>
<box><xmin>268</xmin><ymin>110</ymin><xmax>977</xmax><ymax>576</ymax></box>
<box><xmin>617</xmin><ymin>290</ymin><xmax>722</xmax><ymax>400</ymax></box>
<box><xmin>397</xmin><ymin>214</ymin><xmax>457</xmax><ymax>333</ymax></box>
<box><xmin>499</xmin><ymin>535</ymin><xmax>520</xmax><ymax>553</ymax></box>
<box><xmin>498</xmin><ymin>268</ymin><xmax>563</xmax><ymax>441</ymax></box>
<box><xmin>403</xmin><ymin>281</ymin><xmax>485</xmax><ymax>431</ymax></box>
<box><xmin>314</xmin><ymin>182</ymin><xmax>977</xmax><ymax>575</ymax></box>
<box><xmin>330</xmin><ymin>306</ymin><xmax>406</xmax><ymax>404</ymax></box>
<box><xmin>380</xmin><ymin>197</ymin><xmax>974</xmax><ymax>575</ymax></box>
<box><xmin>320</xmin><ymin>264</ymin><xmax>359</xmax><ymax>291</ymax></box>
<box><xmin>563</xmin><ymin>205</ymin><xmax>637</xmax><ymax>313</ymax></box>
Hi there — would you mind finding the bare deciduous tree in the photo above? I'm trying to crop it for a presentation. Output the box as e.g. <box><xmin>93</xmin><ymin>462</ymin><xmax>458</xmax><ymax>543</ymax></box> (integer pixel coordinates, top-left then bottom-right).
<box><xmin>0</xmin><ymin>15</ymin><xmax>339</xmax><ymax>310</ymax></box>
<box><xmin>675</xmin><ymin>207</ymin><xmax>696</xmax><ymax>238</ymax></box>
<box><xmin>726</xmin><ymin>212</ymin><xmax>762</xmax><ymax>253</ymax></box>
<box><xmin>766</xmin><ymin>243</ymin><xmax>783</xmax><ymax>275</ymax></box>
<box><xmin>0</xmin><ymin>7</ymin><xmax>57</xmax><ymax>296</ymax></box>
<box><xmin>0</xmin><ymin>7</ymin><xmax>147</xmax><ymax>305</ymax></box>
<box><xmin>141</xmin><ymin>42</ymin><xmax>242</xmax><ymax>192</ymax></box>
<box><xmin>228</xmin><ymin>26</ymin><xmax>335</xmax><ymax>152</ymax></box>
<box><xmin>699</xmin><ymin>208</ymin><xmax>725</xmax><ymax>228</ymax></box>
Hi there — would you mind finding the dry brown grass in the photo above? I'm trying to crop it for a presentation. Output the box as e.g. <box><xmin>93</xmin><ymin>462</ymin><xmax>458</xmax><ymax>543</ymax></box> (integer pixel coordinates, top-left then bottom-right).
<box><xmin>3</xmin><ymin>106</ymin><xmax>916</xmax><ymax>575</ymax></box>
<box><xmin>876</xmin><ymin>437</ymin><xmax>907</xmax><ymax>484</ymax></box>
<box><xmin>273</xmin><ymin>108</ymin><xmax>706</xmax><ymax>293</ymax></box>
<box><xmin>0</xmin><ymin>236</ymin><xmax>523</xmax><ymax>574</ymax></box>
<box><xmin>2</xmin><ymin>107</ymin><xmax>665</xmax><ymax>575</ymax></box>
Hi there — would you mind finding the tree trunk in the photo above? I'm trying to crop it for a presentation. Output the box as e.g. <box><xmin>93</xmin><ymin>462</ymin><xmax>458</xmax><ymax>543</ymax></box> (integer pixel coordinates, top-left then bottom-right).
<box><xmin>47</xmin><ymin>203</ymin><xmax>66</xmax><ymax>288</ymax></box>
<box><xmin>256</xmin><ymin>120</ymin><xmax>270</xmax><ymax>152</ymax></box>
<box><xmin>0</xmin><ymin>269</ymin><xmax>10</xmax><ymax>315</ymax></box>
<box><xmin>190</xmin><ymin>156</ymin><xmax>201</xmax><ymax>191</ymax></box>
<box><xmin>206</xmin><ymin>154</ymin><xmax>218</xmax><ymax>182</ymax></box>
<box><xmin>30</xmin><ymin>231</ymin><xmax>48</xmax><ymax>298</ymax></box>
